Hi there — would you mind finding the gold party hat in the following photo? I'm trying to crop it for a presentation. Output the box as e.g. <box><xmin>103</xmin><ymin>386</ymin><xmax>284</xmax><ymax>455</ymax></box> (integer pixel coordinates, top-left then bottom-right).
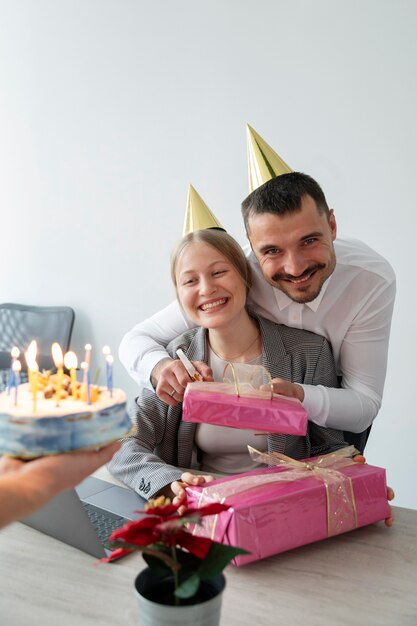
<box><xmin>183</xmin><ymin>185</ymin><xmax>223</xmax><ymax>236</ymax></box>
<box><xmin>247</xmin><ymin>124</ymin><xmax>293</xmax><ymax>193</ymax></box>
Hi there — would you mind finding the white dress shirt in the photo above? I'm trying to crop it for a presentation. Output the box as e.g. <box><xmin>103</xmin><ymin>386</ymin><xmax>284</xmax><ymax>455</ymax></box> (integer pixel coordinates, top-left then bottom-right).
<box><xmin>119</xmin><ymin>238</ymin><xmax>396</xmax><ymax>433</ymax></box>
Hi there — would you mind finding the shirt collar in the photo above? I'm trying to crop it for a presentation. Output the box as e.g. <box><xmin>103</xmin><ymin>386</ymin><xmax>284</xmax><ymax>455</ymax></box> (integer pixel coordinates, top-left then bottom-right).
<box><xmin>274</xmin><ymin>274</ymin><xmax>332</xmax><ymax>312</ymax></box>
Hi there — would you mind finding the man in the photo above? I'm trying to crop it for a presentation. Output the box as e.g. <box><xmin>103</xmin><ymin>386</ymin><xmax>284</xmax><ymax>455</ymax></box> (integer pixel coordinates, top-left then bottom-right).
<box><xmin>119</xmin><ymin>173</ymin><xmax>395</xmax><ymax>453</ymax></box>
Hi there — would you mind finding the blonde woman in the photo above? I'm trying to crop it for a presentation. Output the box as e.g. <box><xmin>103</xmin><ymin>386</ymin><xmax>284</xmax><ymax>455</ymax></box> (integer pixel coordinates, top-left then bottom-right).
<box><xmin>109</xmin><ymin>229</ymin><xmax>351</xmax><ymax>502</ymax></box>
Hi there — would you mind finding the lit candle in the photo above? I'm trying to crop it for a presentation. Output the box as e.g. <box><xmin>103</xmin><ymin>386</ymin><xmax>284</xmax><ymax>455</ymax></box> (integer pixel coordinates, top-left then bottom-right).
<box><xmin>25</xmin><ymin>341</ymin><xmax>38</xmax><ymax>414</ymax></box>
<box><xmin>102</xmin><ymin>346</ymin><xmax>112</xmax><ymax>394</ymax></box>
<box><xmin>8</xmin><ymin>346</ymin><xmax>20</xmax><ymax>395</ymax></box>
<box><xmin>84</xmin><ymin>344</ymin><xmax>92</xmax><ymax>366</ymax></box>
<box><xmin>81</xmin><ymin>361</ymin><xmax>91</xmax><ymax>405</ymax></box>
<box><xmin>106</xmin><ymin>355</ymin><xmax>114</xmax><ymax>397</ymax></box>
<box><xmin>52</xmin><ymin>343</ymin><xmax>64</xmax><ymax>406</ymax></box>
<box><xmin>64</xmin><ymin>351</ymin><xmax>78</xmax><ymax>401</ymax></box>
<box><xmin>83</xmin><ymin>344</ymin><xmax>92</xmax><ymax>390</ymax></box>
<box><xmin>12</xmin><ymin>359</ymin><xmax>21</xmax><ymax>406</ymax></box>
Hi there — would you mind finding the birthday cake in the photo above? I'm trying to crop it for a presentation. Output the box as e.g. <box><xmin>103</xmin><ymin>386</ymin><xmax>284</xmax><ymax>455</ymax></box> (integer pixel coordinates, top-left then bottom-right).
<box><xmin>0</xmin><ymin>373</ymin><xmax>131</xmax><ymax>458</ymax></box>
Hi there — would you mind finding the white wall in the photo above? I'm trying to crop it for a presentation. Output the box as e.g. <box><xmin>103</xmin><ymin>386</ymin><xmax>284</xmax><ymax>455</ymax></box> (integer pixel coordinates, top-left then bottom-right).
<box><xmin>1</xmin><ymin>0</ymin><xmax>416</xmax><ymax>508</ymax></box>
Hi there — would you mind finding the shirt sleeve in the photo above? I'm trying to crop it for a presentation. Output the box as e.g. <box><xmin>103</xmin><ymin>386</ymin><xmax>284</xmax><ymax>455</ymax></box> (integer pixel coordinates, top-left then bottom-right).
<box><xmin>118</xmin><ymin>301</ymin><xmax>196</xmax><ymax>389</ymax></box>
<box><xmin>107</xmin><ymin>390</ymin><xmax>183</xmax><ymax>499</ymax></box>
<box><xmin>301</xmin><ymin>277</ymin><xmax>396</xmax><ymax>432</ymax></box>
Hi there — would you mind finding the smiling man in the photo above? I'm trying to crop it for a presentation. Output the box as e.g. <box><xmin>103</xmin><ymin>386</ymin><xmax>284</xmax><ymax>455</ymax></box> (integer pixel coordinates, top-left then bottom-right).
<box><xmin>119</xmin><ymin>173</ymin><xmax>396</xmax><ymax>453</ymax></box>
<box><xmin>239</xmin><ymin>172</ymin><xmax>396</xmax><ymax>450</ymax></box>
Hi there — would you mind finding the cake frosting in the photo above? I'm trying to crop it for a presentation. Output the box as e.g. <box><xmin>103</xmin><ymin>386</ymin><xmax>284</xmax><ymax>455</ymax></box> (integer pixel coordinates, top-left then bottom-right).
<box><xmin>0</xmin><ymin>383</ymin><xmax>131</xmax><ymax>458</ymax></box>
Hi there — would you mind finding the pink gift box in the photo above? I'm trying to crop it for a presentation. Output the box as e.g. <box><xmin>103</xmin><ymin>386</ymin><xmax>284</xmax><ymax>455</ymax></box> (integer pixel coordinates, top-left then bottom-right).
<box><xmin>182</xmin><ymin>381</ymin><xmax>307</xmax><ymax>435</ymax></box>
<box><xmin>186</xmin><ymin>454</ymin><xmax>390</xmax><ymax>566</ymax></box>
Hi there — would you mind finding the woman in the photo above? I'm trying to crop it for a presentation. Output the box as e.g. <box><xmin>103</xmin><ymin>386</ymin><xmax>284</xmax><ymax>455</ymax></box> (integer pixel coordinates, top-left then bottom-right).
<box><xmin>109</xmin><ymin>229</ymin><xmax>350</xmax><ymax>504</ymax></box>
<box><xmin>109</xmin><ymin>229</ymin><xmax>346</xmax><ymax>501</ymax></box>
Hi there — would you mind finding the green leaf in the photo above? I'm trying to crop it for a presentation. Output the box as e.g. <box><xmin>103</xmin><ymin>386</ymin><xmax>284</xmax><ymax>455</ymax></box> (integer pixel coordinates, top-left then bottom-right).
<box><xmin>175</xmin><ymin>573</ymin><xmax>201</xmax><ymax>599</ymax></box>
<box><xmin>198</xmin><ymin>542</ymin><xmax>250</xmax><ymax>580</ymax></box>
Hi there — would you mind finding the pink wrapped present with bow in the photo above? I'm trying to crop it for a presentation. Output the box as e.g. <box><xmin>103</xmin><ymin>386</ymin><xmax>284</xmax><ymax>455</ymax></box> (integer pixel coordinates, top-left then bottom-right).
<box><xmin>182</xmin><ymin>363</ymin><xmax>307</xmax><ymax>435</ymax></box>
<box><xmin>186</xmin><ymin>446</ymin><xmax>390</xmax><ymax>566</ymax></box>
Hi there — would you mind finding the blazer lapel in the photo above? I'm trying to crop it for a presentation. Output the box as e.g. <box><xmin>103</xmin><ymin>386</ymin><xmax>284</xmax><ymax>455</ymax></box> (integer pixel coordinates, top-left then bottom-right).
<box><xmin>259</xmin><ymin>319</ymin><xmax>292</xmax><ymax>380</ymax></box>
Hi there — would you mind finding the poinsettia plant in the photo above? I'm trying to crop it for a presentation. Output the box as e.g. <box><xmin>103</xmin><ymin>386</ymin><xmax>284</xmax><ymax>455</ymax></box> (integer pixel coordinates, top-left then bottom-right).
<box><xmin>101</xmin><ymin>496</ymin><xmax>248</xmax><ymax>604</ymax></box>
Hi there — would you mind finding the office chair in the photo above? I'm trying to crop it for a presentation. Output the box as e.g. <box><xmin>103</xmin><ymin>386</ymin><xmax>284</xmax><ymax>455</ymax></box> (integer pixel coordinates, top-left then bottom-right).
<box><xmin>343</xmin><ymin>427</ymin><xmax>372</xmax><ymax>455</ymax></box>
<box><xmin>0</xmin><ymin>303</ymin><xmax>75</xmax><ymax>390</ymax></box>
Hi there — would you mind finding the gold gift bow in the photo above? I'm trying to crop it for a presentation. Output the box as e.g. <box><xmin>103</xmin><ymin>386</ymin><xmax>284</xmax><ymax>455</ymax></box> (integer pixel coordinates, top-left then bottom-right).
<box><xmin>193</xmin><ymin>445</ymin><xmax>359</xmax><ymax>540</ymax></box>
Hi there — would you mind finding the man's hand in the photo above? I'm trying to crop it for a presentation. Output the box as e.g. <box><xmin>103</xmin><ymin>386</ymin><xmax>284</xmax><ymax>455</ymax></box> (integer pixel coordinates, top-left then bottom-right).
<box><xmin>151</xmin><ymin>358</ymin><xmax>213</xmax><ymax>406</ymax></box>
<box><xmin>261</xmin><ymin>378</ymin><xmax>305</xmax><ymax>402</ymax></box>
<box><xmin>352</xmin><ymin>454</ymin><xmax>395</xmax><ymax>527</ymax></box>
<box><xmin>171</xmin><ymin>472</ymin><xmax>214</xmax><ymax>514</ymax></box>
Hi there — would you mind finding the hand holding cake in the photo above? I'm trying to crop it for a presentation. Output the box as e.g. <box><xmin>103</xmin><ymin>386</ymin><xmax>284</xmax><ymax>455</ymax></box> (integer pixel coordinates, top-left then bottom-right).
<box><xmin>0</xmin><ymin>341</ymin><xmax>131</xmax><ymax>459</ymax></box>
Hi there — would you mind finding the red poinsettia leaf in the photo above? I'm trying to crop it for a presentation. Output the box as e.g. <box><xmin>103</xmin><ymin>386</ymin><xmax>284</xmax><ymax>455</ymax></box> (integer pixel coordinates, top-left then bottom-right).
<box><xmin>97</xmin><ymin>547</ymin><xmax>133</xmax><ymax>563</ymax></box>
<box><xmin>175</xmin><ymin>530</ymin><xmax>213</xmax><ymax>559</ymax></box>
<box><xmin>109</xmin><ymin>516</ymin><xmax>159</xmax><ymax>544</ymax></box>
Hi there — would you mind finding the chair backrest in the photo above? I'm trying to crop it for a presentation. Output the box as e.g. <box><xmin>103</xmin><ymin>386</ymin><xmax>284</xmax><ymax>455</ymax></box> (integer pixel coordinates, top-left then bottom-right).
<box><xmin>0</xmin><ymin>303</ymin><xmax>75</xmax><ymax>372</ymax></box>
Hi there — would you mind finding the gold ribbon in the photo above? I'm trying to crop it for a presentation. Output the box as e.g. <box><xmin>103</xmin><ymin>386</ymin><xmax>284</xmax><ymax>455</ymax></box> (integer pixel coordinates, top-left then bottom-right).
<box><xmin>193</xmin><ymin>446</ymin><xmax>359</xmax><ymax>540</ymax></box>
<box><xmin>222</xmin><ymin>362</ymin><xmax>274</xmax><ymax>400</ymax></box>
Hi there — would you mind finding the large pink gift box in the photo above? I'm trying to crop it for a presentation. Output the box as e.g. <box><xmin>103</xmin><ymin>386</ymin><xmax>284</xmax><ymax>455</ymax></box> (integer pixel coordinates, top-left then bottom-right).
<box><xmin>186</xmin><ymin>449</ymin><xmax>390</xmax><ymax>566</ymax></box>
<box><xmin>182</xmin><ymin>381</ymin><xmax>307</xmax><ymax>435</ymax></box>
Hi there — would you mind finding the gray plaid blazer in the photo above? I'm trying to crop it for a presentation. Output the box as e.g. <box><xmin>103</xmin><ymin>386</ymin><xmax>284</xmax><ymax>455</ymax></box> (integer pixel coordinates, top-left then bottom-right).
<box><xmin>109</xmin><ymin>314</ymin><xmax>347</xmax><ymax>499</ymax></box>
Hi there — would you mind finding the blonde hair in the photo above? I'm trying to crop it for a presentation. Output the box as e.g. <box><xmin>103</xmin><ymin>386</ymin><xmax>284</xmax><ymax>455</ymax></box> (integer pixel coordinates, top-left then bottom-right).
<box><xmin>171</xmin><ymin>229</ymin><xmax>252</xmax><ymax>296</ymax></box>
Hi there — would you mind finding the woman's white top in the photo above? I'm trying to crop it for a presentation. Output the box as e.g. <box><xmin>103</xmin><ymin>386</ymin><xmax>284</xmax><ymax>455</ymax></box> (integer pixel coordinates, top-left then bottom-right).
<box><xmin>195</xmin><ymin>348</ymin><xmax>267</xmax><ymax>475</ymax></box>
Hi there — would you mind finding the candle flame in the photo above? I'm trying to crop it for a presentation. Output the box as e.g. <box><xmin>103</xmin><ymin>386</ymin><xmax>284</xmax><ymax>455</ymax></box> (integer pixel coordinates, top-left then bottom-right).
<box><xmin>102</xmin><ymin>345</ymin><xmax>111</xmax><ymax>356</ymax></box>
<box><xmin>25</xmin><ymin>354</ymin><xmax>39</xmax><ymax>372</ymax></box>
<box><xmin>11</xmin><ymin>346</ymin><xmax>20</xmax><ymax>359</ymax></box>
<box><xmin>80</xmin><ymin>361</ymin><xmax>88</xmax><ymax>371</ymax></box>
<box><xmin>12</xmin><ymin>359</ymin><xmax>21</xmax><ymax>373</ymax></box>
<box><xmin>26</xmin><ymin>340</ymin><xmax>37</xmax><ymax>361</ymax></box>
<box><xmin>25</xmin><ymin>341</ymin><xmax>38</xmax><ymax>371</ymax></box>
<box><xmin>52</xmin><ymin>342</ymin><xmax>64</xmax><ymax>367</ymax></box>
<box><xmin>106</xmin><ymin>355</ymin><xmax>114</xmax><ymax>364</ymax></box>
<box><xmin>84</xmin><ymin>344</ymin><xmax>92</xmax><ymax>351</ymax></box>
<box><xmin>64</xmin><ymin>351</ymin><xmax>78</xmax><ymax>370</ymax></box>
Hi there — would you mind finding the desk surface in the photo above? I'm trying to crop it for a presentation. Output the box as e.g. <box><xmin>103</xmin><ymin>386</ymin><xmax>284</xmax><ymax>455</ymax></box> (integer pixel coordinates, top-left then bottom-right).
<box><xmin>1</xmin><ymin>488</ymin><xmax>416</xmax><ymax>625</ymax></box>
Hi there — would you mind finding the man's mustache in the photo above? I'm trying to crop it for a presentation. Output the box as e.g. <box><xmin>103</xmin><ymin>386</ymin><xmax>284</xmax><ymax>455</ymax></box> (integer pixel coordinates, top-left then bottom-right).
<box><xmin>272</xmin><ymin>264</ymin><xmax>325</xmax><ymax>283</ymax></box>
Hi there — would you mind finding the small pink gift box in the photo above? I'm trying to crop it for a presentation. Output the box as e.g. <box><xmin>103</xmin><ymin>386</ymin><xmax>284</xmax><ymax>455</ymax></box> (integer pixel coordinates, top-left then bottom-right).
<box><xmin>186</xmin><ymin>447</ymin><xmax>390</xmax><ymax>566</ymax></box>
<box><xmin>182</xmin><ymin>381</ymin><xmax>307</xmax><ymax>435</ymax></box>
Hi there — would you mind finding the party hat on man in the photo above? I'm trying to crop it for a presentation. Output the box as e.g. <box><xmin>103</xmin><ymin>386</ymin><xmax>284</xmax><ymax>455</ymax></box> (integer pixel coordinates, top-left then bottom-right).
<box><xmin>183</xmin><ymin>184</ymin><xmax>224</xmax><ymax>236</ymax></box>
<box><xmin>247</xmin><ymin>124</ymin><xmax>293</xmax><ymax>193</ymax></box>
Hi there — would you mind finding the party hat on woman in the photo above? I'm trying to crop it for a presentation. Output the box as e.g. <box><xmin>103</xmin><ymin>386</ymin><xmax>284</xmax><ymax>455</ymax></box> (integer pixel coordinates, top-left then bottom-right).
<box><xmin>183</xmin><ymin>185</ymin><xmax>224</xmax><ymax>236</ymax></box>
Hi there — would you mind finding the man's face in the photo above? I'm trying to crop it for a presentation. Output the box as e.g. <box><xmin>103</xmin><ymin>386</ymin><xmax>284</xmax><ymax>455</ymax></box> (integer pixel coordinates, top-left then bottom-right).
<box><xmin>247</xmin><ymin>194</ymin><xmax>337</xmax><ymax>304</ymax></box>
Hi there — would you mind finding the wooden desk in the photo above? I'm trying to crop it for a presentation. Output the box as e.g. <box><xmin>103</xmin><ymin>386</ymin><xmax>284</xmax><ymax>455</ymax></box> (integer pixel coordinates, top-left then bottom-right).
<box><xmin>0</xmin><ymin>504</ymin><xmax>416</xmax><ymax>625</ymax></box>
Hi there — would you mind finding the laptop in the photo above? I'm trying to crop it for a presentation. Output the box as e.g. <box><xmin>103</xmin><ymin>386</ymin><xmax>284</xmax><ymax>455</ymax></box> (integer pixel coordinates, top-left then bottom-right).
<box><xmin>22</xmin><ymin>476</ymin><xmax>147</xmax><ymax>559</ymax></box>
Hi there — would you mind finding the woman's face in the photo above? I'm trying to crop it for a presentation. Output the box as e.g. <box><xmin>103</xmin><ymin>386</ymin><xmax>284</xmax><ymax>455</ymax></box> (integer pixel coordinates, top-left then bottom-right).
<box><xmin>175</xmin><ymin>241</ymin><xmax>247</xmax><ymax>330</ymax></box>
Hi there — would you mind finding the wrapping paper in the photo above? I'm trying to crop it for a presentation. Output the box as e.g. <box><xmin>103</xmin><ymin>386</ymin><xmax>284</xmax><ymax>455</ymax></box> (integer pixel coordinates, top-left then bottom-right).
<box><xmin>186</xmin><ymin>447</ymin><xmax>390</xmax><ymax>566</ymax></box>
<box><xmin>182</xmin><ymin>381</ymin><xmax>307</xmax><ymax>435</ymax></box>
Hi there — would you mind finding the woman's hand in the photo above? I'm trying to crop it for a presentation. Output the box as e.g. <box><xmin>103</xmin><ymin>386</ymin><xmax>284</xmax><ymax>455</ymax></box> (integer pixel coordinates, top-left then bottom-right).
<box><xmin>171</xmin><ymin>472</ymin><xmax>214</xmax><ymax>514</ymax></box>
<box><xmin>352</xmin><ymin>454</ymin><xmax>395</xmax><ymax>527</ymax></box>
<box><xmin>152</xmin><ymin>359</ymin><xmax>213</xmax><ymax>406</ymax></box>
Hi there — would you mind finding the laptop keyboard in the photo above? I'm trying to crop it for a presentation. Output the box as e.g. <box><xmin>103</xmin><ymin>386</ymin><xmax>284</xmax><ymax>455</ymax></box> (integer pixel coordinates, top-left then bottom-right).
<box><xmin>81</xmin><ymin>502</ymin><xmax>128</xmax><ymax>544</ymax></box>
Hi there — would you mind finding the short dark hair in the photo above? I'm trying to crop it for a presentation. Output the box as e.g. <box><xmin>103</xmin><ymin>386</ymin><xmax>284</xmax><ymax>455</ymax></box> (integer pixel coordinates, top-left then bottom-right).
<box><xmin>241</xmin><ymin>172</ymin><xmax>330</xmax><ymax>232</ymax></box>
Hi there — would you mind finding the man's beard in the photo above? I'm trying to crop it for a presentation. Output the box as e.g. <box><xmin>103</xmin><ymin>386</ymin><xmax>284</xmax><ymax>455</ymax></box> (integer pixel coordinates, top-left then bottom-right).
<box><xmin>271</xmin><ymin>263</ymin><xmax>328</xmax><ymax>304</ymax></box>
